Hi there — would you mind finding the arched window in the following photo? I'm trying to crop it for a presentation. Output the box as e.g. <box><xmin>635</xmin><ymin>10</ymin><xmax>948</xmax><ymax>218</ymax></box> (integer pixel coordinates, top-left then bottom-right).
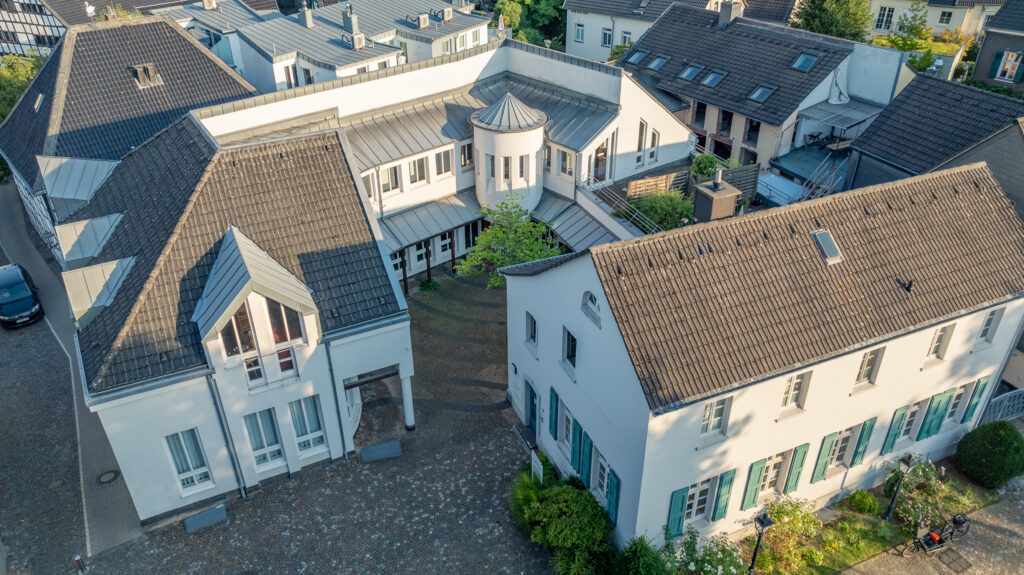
<box><xmin>581</xmin><ymin>291</ymin><xmax>601</xmax><ymax>327</ymax></box>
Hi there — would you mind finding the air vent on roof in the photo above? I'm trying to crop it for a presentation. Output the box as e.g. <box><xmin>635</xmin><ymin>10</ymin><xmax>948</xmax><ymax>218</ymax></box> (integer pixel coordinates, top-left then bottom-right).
<box><xmin>443</xmin><ymin>6</ymin><xmax>453</xmax><ymax>22</ymax></box>
<box><xmin>417</xmin><ymin>13</ymin><xmax>429</xmax><ymax>29</ymax></box>
<box><xmin>131</xmin><ymin>63</ymin><xmax>162</xmax><ymax>89</ymax></box>
<box><xmin>353</xmin><ymin>32</ymin><xmax>365</xmax><ymax>51</ymax></box>
<box><xmin>811</xmin><ymin>229</ymin><xmax>843</xmax><ymax>265</ymax></box>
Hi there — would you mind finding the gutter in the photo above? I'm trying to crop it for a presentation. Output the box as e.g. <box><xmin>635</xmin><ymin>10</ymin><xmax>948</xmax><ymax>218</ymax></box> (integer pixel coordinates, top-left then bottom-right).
<box><xmin>322</xmin><ymin>310</ymin><xmax>410</xmax><ymax>344</ymax></box>
<box><xmin>324</xmin><ymin>342</ymin><xmax>350</xmax><ymax>459</ymax></box>
<box><xmin>84</xmin><ymin>365</ymin><xmax>215</xmax><ymax>408</ymax></box>
<box><xmin>206</xmin><ymin>374</ymin><xmax>247</xmax><ymax>501</ymax></box>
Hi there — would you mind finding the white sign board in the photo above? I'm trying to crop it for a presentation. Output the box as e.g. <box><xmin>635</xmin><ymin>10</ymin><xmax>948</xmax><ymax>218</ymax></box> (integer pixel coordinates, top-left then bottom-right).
<box><xmin>531</xmin><ymin>450</ymin><xmax>543</xmax><ymax>484</ymax></box>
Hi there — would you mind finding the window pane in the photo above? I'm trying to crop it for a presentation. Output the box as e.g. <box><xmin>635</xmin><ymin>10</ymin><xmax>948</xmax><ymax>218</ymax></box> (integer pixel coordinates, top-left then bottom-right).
<box><xmin>304</xmin><ymin>396</ymin><xmax>322</xmax><ymax>432</ymax></box>
<box><xmin>268</xmin><ymin>299</ymin><xmax>287</xmax><ymax>344</ymax></box>
<box><xmin>260</xmin><ymin>410</ymin><xmax>279</xmax><ymax>445</ymax></box>
<box><xmin>166</xmin><ymin>434</ymin><xmax>191</xmax><ymax>474</ymax></box>
<box><xmin>220</xmin><ymin>321</ymin><xmax>240</xmax><ymax>356</ymax></box>
<box><xmin>284</xmin><ymin>306</ymin><xmax>303</xmax><ymax>341</ymax></box>
<box><xmin>182</xmin><ymin>429</ymin><xmax>206</xmax><ymax>469</ymax></box>
<box><xmin>290</xmin><ymin>400</ymin><xmax>309</xmax><ymax>437</ymax></box>
<box><xmin>235</xmin><ymin>306</ymin><xmax>255</xmax><ymax>352</ymax></box>
<box><xmin>245</xmin><ymin>413</ymin><xmax>265</xmax><ymax>450</ymax></box>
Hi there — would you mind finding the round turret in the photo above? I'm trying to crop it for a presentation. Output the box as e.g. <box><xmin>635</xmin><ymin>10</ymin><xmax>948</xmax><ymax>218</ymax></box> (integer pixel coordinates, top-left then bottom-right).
<box><xmin>470</xmin><ymin>92</ymin><xmax>548</xmax><ymax>213</ymax></box>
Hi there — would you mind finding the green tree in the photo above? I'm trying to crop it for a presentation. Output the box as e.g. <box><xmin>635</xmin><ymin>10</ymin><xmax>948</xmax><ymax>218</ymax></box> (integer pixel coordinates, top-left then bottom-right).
<box><xmin>789</xmin><ymin>0</ymin><xmax>873</xmax><ymax>42</ymax></box>
<box><xmin>523</xmin><ymin>0</ymin><xmax>565</xmax><ymax>39</ymax></box>
<box><xmin>0</xmin><ymin>53</ymin><xmax>44</xmax><ymax>121</ymax></box>
<box><xmin>494</xmin><ymin>0</ymin><xmax>523</xmax><ymax>31</ymax></box>
<box><xmin>455</xmin><ymin>198</ymin><xmax>562</xmax><ymax>288</ymax></box>
<box><xmin>609</xmin><ymin>42</ymin><xmax>633</xmax><ymax>62</ymax></box>
<box><xmin>888</xmin><ymin>0</ymin><xmax>933</xmax><ymax>52</ymax></box>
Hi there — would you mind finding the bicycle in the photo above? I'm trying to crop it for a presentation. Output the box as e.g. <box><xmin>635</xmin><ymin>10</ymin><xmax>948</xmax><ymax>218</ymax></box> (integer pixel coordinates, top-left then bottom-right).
<box><xmin>901</xmin><ymin>514</ymin><xmax>970</xmax><ymax>557</ymax></box>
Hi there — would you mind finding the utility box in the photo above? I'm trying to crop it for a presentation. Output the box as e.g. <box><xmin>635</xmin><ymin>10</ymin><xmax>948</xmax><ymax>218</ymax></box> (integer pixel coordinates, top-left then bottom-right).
<box><xmin>694</xmin><ymin>170</ymin><xmax>740</xmax><ymax>222</ymax></box>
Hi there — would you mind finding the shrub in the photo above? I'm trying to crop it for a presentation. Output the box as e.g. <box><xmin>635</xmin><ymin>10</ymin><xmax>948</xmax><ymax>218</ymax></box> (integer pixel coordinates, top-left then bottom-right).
<box><xmin>955</xmin><ymin>420</ymin><xmax>1024</xmax><ymax>488</ymax></box>
<box><xmin>755</xmin><ymin>497</ymin><xmax>822</xmax><ymax>575</ymax></box>
<box><xmin>520</xmin><ymin>484</ymin><xmax>613</xmax><ymax>575</ymax></box>
<box><xmin>691</xmin><ymin>153</ymin><xmax>720</xmax><ymax>178</ymax></box>
<box><xmin>668</xmin><ymin>526</ymin><xmax>745</xmax><ymax>575</ymax></box>
<box><xmin>893</xmin><ymin>495</ymin><xmax>944</xmax><ymax>533</ymax></box>
<box><xmin>884</xmin><ymin>458</ymin><xmax>946</xmax><ymax>499</ymax></box>
<box><xmin>614</xmin><ymin>537</ymin><xmax>670</xmax><ymax>575</ymax></box>
<box><xmin>563</xmin><ymin>475</ymin><xmax>587</xmax><ymax>491</ymax></box>
<box><xmin>629</xmin><ymin>192</ymin><xmax>693</xmax><ymax>231</ymax></box>
<box><xmin>802</xmin><ymin>547</ymin><xmax>825</xmax><ymax>567</ymax></box>
<box><xmin>509</xmin><ymin>471</ymin><xmax>543</xmax><ymax>530</ymax></box>
<box><xmin>844</xmin><ymin>489</ymin><xmax>880</xmax><ymax>515</ymax></box>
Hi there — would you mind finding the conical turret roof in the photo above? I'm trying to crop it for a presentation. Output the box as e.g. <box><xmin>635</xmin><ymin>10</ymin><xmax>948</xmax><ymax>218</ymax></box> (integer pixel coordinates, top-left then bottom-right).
<box><xmin>470</xmin><ymin>92</ymin><xmax>548</xmax><ymax>133</ymax></box>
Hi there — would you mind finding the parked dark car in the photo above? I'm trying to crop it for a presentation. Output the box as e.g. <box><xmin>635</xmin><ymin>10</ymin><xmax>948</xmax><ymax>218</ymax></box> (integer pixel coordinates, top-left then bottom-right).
<box><xmin>0</xmin><ymin>264</ymin><xmax>43</xmax><ymax>328</ymax></box>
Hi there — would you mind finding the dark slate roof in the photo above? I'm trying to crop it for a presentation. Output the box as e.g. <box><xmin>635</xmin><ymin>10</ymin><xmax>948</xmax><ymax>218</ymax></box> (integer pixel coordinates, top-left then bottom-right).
<box><xmin>71</xmin><ymin>119</ymin><xmax>401</xmax><ymax>392</ymax></box>
<box><xmin>0</xmin><ymin>17</ymin><xmax>256</xmax><ymax>195</ymax></box>
<box><xmin>743</xmin><ymin>0</ymin><xmax>797</xmax><ymax>22</ymax></box>
<box><xmin>621</xmin><ymin>4</ymin><xmax>852</xmax><ymax>126</ymax></box>
<box><xmin>561</xmin><ymin>0</ymin><xmax>682</xmax><ymax>22</ymax></box>
<box><xmin>986</xmin><ymin>0</ymin><xmax>1024</xmax><ymax>32</ymax></box>
<box><xmin>587</xmin><ymin>164</ymin><xmax>1024</xmax><ymax>414</ymax></box>
<box><xmin>41</xmin><ymin>0</ymin><xmax>278</xmax><ymax>26</ymax></box>
<box><xmin>853</xmin><ymin>75</ymin><xmax>1024</xmax><ymax>174</ymax></box>
<box><xmin>928</xmin><ymin>0</ymin><xmax>1004</xmax><ymax>7</ymax></box>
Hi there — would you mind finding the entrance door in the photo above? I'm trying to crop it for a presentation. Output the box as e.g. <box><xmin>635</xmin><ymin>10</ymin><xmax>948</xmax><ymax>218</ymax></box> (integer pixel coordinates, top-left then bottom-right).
<box><xmin>526</xmin><ymin>381</ymin><xmax>538</xmax><ymax>431</ymax></box>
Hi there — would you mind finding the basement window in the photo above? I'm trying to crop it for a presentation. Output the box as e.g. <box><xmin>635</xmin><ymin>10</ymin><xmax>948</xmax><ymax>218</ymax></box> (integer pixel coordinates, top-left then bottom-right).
<box><xmin>811</xmin><ymin>229</ymin><xmax>843</xmax><ymax>264</ymax></box>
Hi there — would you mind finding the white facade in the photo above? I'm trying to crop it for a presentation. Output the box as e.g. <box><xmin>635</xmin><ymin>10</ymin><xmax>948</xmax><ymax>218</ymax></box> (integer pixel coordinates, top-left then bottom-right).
<box><xmin>0</xmin><ymin>0</ymin><xmax>63</xmax><ymax>56</ymax></box>
<box><xmin>564</xmin><ymin>9</ymin><xmax>655</xmax><ymax>62</ymax></box>
<box><xmin>505</xmin><ymin>252</ymin><xmax>1024</xmax><ymax>546</ymax></box>
<box><xmin>867</xmin><ymin>0</ymin><xmax>1003</xmax><ymax>38</ymax></box>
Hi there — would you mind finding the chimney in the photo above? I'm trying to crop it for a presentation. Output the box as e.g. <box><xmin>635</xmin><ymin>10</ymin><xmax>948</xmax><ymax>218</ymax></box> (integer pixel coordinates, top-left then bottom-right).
<box><xmin>202</xmin><ymin>0</ymin><xmax>215</xmax><ymax>9</ymax></box>
<box><xmin>719</xmin><ymin>0</ymin><xmax>744</xmax><ymax>28</ymax></box>
<box><xmin>694</xmin><ymin>173</ymin><xmax>741</xmax><ymax>222</ymax></box>
<box><xmin>347</xmin><ymin>3</ymin><xmax>360</xmax><ymax>35</ymax></box>
<box><xmin>301</xmin><ymin>1</ymin><xmax>314</xmax><ymax>28</ymax></box>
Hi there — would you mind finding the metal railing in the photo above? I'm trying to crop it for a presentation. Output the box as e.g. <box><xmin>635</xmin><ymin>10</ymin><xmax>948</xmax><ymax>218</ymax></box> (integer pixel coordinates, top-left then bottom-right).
<box><xmin>980</xmin><ymin>388</ymin><xmax>1024</xmax><ymax>425</ymax></box>
<box><xmin>583</xmin><ymin>180</ymin><xmax>663</xmax><ymax>235</ymax></box>
<box><xmin>799</xmin><ymin>152</ymin><xmax>848</xmax><ymax>201</ymax></box>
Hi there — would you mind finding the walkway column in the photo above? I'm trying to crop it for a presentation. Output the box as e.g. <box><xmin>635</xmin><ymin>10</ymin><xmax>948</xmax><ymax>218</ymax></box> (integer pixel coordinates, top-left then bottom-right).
<box><xmin>401</xmin><ymin>376</ymin><xmax>415</xmax><ymax>431</ymax></box>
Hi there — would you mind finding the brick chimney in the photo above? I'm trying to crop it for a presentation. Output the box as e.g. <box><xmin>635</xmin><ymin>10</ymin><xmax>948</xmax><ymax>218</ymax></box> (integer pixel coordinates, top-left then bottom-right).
<box><xmin>719</xmin><ymin>0</ymin><xmax>744</xmax><ymax>28</ymax></box>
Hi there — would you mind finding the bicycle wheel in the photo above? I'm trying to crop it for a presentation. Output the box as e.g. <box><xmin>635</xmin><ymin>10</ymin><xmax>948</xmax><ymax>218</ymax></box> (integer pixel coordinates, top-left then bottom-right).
<box><xmin>951</xmin><ymin>522</ymin><xmax>971</xmax><ymax>540</ymax></box>
<box><xmin>902</xmin><ymin>541</ymin><xmax>921</xmax><ymax>557</ymax></box>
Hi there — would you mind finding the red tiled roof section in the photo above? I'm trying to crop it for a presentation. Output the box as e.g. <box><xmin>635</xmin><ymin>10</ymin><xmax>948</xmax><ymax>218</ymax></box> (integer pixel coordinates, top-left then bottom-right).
<box><xmin>590</xmin><ymin>163</ymin><xmax>1024</xmax><ymax>414</ymax></box>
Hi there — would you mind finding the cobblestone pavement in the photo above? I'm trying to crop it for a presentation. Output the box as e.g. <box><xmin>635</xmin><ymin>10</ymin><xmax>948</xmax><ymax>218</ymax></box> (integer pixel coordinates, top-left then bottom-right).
<box><xmin>845</xmin><ymin>493</ymin><xmax>1024</xmax><ymax>575</ymax></box>
<box><xmin>0</xmin><ymin>249</ymin><xmax>86</xmax><ymax>575</ymax></box>
<box><xmin>86</xmin><ymin>273</ymin><xmax>551</xmax><ymax>574</ymax></box>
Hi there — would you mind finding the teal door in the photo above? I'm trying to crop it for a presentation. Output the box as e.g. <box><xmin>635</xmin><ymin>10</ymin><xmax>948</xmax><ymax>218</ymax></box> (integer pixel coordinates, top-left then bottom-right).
<box><xmin>527</xmin><ymin>384</ymin><xmax>538</xmax><ymax>431</ymax></box>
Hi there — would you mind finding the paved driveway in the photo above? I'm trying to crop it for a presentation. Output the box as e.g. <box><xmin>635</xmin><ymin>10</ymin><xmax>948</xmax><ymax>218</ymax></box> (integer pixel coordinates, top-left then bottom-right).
<box><xmin>85</xmin><ymin>273</ymin><xmax>551</xmax><ymax>574</ymax></box>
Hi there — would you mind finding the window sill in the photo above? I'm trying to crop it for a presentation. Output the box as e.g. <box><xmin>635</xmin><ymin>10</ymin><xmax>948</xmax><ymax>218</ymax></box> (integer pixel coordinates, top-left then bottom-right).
<box><xmin>255</xmin><ymin>460</ymin><xmax>287</xmax><ymax>475</ymax></box>
<box><xmin>825</xmin><ymin>465</ymin><xmax>848</xmax><ymax>481</ymax></box>
<box><xmin>920</xmin><ymin>357</ymin><xmax>944</xmax><ymax>371</ymax></box>
<box><xmin>850</xmin><ymin>382</ymin><xmax>875</xmax><ymax>396</ymax></box>
<box><xmin>180</xmin><ymin>481</ymin><xmax>217</xmax><ymax>499</ymax></box>
<box><xmin>560</xmin><ymin>359</ymin><xmax>577</xmax><ymax>382</ymax></box>
<box><xmin>775</xmin><ymin>406</ymin><xmax>805</xmax><ymax>423</ymax></box>
<box><xmin>248</xmin><ymin>375</ymin><xmax>301</xmax><ymax>395</ymax></box>
<box><xmin>688</xmin><ymin>517</ymin><xmax>711</xmax><ymax>530</ymax></box>
<box><xmin>695</xmin><ymin>432</ymin><xmax>727</xmax><ymax>451</ymax></box>
<box><xmin>298</xmin><ymin>445</ymin><xmax>329</xmax><ymax>459</ymax></box>
<box><xmin>970</xmin><ymin>341</ymin><xmax>993</xmax><ymax>354</ymax></box>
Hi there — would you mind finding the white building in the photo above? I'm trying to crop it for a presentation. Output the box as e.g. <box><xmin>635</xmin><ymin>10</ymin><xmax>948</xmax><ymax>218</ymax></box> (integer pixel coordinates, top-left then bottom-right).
<box><xmin>193</xmin><ymin>35</ymin><xmax>695</xmax><ymax>281</ymax></box>
<box><xmin>501</xmin><ymin>163</ymin><xmax>1024</xmax><ymax>546</ymax></box>
<box><xmin>61</xmin><ymin>117</ymin><xmax>415</xmax><ymax>525</ymax></box>
<box><xmin>562</xmin><ymin>0</ymin><xmax>798</xmax><ymax>62</ymax></box>
<box><xmin>866</xmin><ymin>0</ymin><xmax>1004</xmax><ymax>39</ymax></box>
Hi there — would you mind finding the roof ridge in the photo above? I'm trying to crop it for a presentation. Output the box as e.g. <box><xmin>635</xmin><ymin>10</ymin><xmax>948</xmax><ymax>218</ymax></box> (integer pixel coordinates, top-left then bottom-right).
<box><xmin>92</xmin><ymin>123</ymin><xmax>219</xmax><ymax>386</ymax></box>
<box><xmin>42</xmin><ymin>29</ymin><xmax>76</xmax><ymax>157</ymax></box>
<box><xmin>151</xmin><ymin>13</ymin><xmax>258</xmax><ymax>93</ymax></box>
<box><xmin>590</xmin><ymin>162</ymin><xmax>994</xmax><ymax>254</ymax></box>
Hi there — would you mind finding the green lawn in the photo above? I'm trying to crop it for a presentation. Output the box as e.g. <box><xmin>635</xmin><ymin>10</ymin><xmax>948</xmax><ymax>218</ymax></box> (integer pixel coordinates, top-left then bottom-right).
<box><xmin>870</xmin><ymin>36</ymin><xmax>961</xmax><ymax>56</ymax></box>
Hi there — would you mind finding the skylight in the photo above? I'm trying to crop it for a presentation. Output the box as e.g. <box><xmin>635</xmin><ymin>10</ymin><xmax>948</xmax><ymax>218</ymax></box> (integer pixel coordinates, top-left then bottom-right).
<box><xmin>627</xmin><ymin>50</ymin><xmax>648</xmax><ymax>64</ymax></box>
<box><xmin>701</xmin><ymin>70</ymin><xmax>726</xmax><ymax>87</ymax></box>
<box><xmin>679</xmin><ymin>64</ymin><xmax>703</xmax><ymax>81</ymax></box>
<box><xmin>33</xmin><ymin>93</ymin><xmax>44</xmax><ymax>112</ymax></box>
<box><xmin>811</xmin><ymin>230</ymin><xmax>843</xmax><ymax>265</ymax></box>
<box><xmin>792</xmin><ymin>52</ymin><xmax>819</xmax><ymax>72</ymax></box>
<box><xmin>749</xmin><ymin>84</ymin><xmax>776</xmax><ymax>103</ymax></box>
<box><xmin>647</xmin><ymin>55</ymin><xmax>669</xmax><ymax>70</ymax></box>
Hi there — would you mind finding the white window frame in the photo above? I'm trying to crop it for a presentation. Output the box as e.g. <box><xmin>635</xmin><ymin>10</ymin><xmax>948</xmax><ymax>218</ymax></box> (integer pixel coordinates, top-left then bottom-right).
<box><xmin>574</xmin><ymin>23</ymin><xmax>584</xmax><ymax>43</ymax></box>
<box><xmin>901</xmin><ymin>403</ymin><xmax>922</xmax><ymax>439</ymax></box>
<box><xmin>759</xmin><ymin>451</ymin><xmax>787</xmax><ymax>497</ymax></box>
<box><xmin>601</xmin><ymin>28</ymin><xmax>612</xmax><ymax>48</ymax></box>
<box><xmin>559</xmin><ymin>401</ymin><xmax>573</xmax><ymax>455</ymax></box>
<box><xmin>562</xmin><ymin>327</ymin><xmax>578</xmax><ymax>374</ymax></box>
<box><xmin>460</xmin><ymin>143</ymin><xmax>473</xmax><ymax>170</ymax></box>
<box><xmin>829</xmin><ymin>426</ymin><xmax>856</xmax><ymax>467</ymax></box>
<box><xmin>701</xmin><ymin>398</ymin><xmax>728</xmax><ymax>434</ymax></box>
<box><xmin>165</xmin><ymin>428</ymin><xmax>212</xmax><ymax>492</ymax></box>
<box><xmin>938</xmin><ymin>10</ymin><xmax>952</xmax><ymax>25</ymax></box>
<box><xmin>875</xmin><ymin>6</ymin><xmax>895</xmax><ymax>30</ymax></box>
<box><xmin>621</xmin><ymin>31</ymin><xmax>631</xmax><ymax>45</ymax></box>
<box><xmin>648</xmin><ymin>130</ymin><xmax>660</xmax><ymax>162</ymax></box>
<box><xmin>781</xmin><ymin>371</ymin><xmax>810</xmax><ymax>410</ymax></box>
<box><xmin>581</xmin><ymin>291</ymin><xmax>601</xmax><ymax>327</ymax></box>
<box><xmin>684</xmin><ymin>477</ymin><xmax>714</xmax><ymax>521</ymax></box>
<box><xmin>277</xmin><ymin>347</ymin><xmax>296</xmax><ymax>375</ymax></box>
<box><xmin>855</xmin><ymin>347</ymin><xmax>884</xmax><ymax>385</ymax></box>
<box><xmin>946</xmin><ymin>385</ymin><xmax>969</xmax><ymax>422</ymax></box>
<box><xmin>244</xmin><ymin>356</ymin><xmax>264</xmax><ymax>383</ymax></box>
<box><xmin>381</xmin><ymin>165</ymin><xmax>401</xmax><ymax>194</ymax></box>
<box><xmin>636</xmin><ymin>120</ymin><xmax>647</xmax><ymax>164</ymax></box>
<box><xmin>408</xmin><ymin>156</ymin><xmax>428</xmax><ymax>185</ymax></box>
<box><xmin>926</xmin><ymin>324</ymin><xmax>955</xmax><ymax>360</ymax></box>
<box><xmin>435</xmin><ymin>149</ymin><xmax>452</xmax><ymax>175</ymax></box>
<box><xmin>220</xmin><ymin>303</ymin><xmax>257</xmax><ymax>358</ymax></box>
<box><xmin>978</xmin><ymin>308</ymin><xmax>1004</xmax><ymax>344</ymax></box>
<box><xmin>244</xmin><ymin>408</ymin><xmax>284</xmax><ymax>468</ymax></box>
<box><xmin>266</xmin><ymin>298</ymin><xmax>304</xmax><ymax>345</ymax></box>
<box><xmin>591</xmin><ymin>447</ymin><xmax>610</xmax><ymax>505</ymax></box>
<box><xmin>290</xmin><ymin>396</ymin><xmax>327</xmax><ymax>454</ymax></box>
<box><xmin>525</xmin><ymin>311</ymin><xmax>537</xmax><ymax>346</ymax></box>
<box><xmin>996</xmin><ymin>51</ymin><xmax>1021</xmax><ymax>82</ymax></box>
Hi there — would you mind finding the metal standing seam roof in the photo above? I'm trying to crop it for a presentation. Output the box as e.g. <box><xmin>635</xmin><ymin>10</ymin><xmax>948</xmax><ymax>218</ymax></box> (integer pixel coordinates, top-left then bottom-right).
<box><xmin>798</xmin><ymin>99</ymin><xmax>885</xmax><ymax>130</ymax></box>
<box><xmin>532</xmin><ymin>191</ymin><xmax>617</xmax><ymax>251</ymax></box>
<box><xmin>312</xmin><ymin>0</ymin><xmax>491</xmax><ymax>42</ymax></box>
<box><xmin>40</xmin><ymin>0</ymin><xmax>280</xmax><ymax>26</ymax></box>
<box><xmin>192</xmin><ymin>225</ymin><xmax>318</xmax><ymax>339</ymax></box>
<box><xmin>340</xmin><ymin>73</ymin><xmax>618</xmax><ymax>171</ymax></box>
<box><xmin>378</xmin><ymin>189</ymin><xmax>482</xmax><ymax>252</ymax></box>
<box><xmin>237</xmin><ymin>11</ymin><xmax>399</xmax><ymax>68</ymax></box>
<box><xmin>36</xmin><ymin>155</ymin><xmax>120</xmax><ymax>205</ymax></box>
<box><xmin>152</xmin><ymin>0</ymin><xmax>273</xmax><ymax>32</ymax></box>
<box><xmin>470</xmin><ymin>92</ymin><xmax>549</xmax><ymax>132</ymax></box>
<box><xmin>55</xmin><ymin>213</ymin><xmax>124</xmax><ymax>264</ymax></box>
<box><xmin>584</xmin><ymin>163</ymin><xmax>1024</xmax><ymax>414</ymax></box>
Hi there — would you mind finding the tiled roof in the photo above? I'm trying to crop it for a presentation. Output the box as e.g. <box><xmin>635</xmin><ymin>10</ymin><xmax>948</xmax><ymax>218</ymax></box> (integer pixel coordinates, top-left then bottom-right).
<box><xmin>743</xmin><ymin>0</ymin><xmax>797</xmax><ymax>22</ymax></box>
<box><xmin>70</xmin><ymin>119</ymin><xmax>401</xmax><ymax>393</ymax></box>
<box><xmin>986</xmin><ymin>0</ymin><xmax>1024</xmax><ymax>32</ymax></box>
<box><xmin>929</xmin><ymin>0</ymin><xmax>1004</xmax><ymax>7</ymax></box>
<box><xmin>588</xmin><ymin>164</ymin><xmax>1024</xmax><ymax>414</ymax></box>
<box><xmin>621</xmin><ymin>4</ymin><xmax>851</xmax><ymax>126</ymax></box>
<box><xmin>853</xmin><ymin>75</ymin><xmax>1024</xmax><ymax>174</ymax></box>
<box><xmin>0</xmin><ymin>17</ymin><xmax>256</xmax><ymax>196</ymax></box>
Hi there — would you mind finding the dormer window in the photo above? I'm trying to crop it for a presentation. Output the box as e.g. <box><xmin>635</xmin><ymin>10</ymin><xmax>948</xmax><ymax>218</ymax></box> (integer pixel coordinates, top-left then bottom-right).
<box><xmin>221</xmin><ymin>304</ymin><xmax>256</xmax><ymax>357</ymax></box>
<box><xmin>627</xmin><ymin>50</ymin><xmax>648</xmax><ymax>64</ymax></box>
<box><xmin>678</xmin><ymin>64</ymin><xmax>704</xmax><ymax>81</ymax></box>
<box><xmin>701</xmin><ymin>70</ymin><xmax>726</xmax><ymax>87</ymax></box>
<box><xmin>267</xmin><ymin>298</ymin><xmax>303</xmax><ymax>344</ymax></box>
<box><xmin>792</xmin><ymin>52</ymin><xmax>819</xmax><ymax>72</ymax></box>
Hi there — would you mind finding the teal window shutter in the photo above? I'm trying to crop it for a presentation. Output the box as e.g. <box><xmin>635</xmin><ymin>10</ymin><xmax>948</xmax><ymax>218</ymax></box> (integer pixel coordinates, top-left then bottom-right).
<box><xmin>666</xmin><ymin>486</ymin><xmax>689</xmax><ymax>538</ymax></box>
<box><xmin>810</xmin><ymin>432</ymin><xmax>839</xmax><ymax>484</ymax></box>
<box><xmin>548</xmin><ymin>388</ymin><xmax>560</xmax><ymax>440</ymax></box>
<box><xmin>607</xmin><ymin>469</ymin><xmax>620</xmax><ymax>526</ymax></box>
<box><xmin>989</xmin><ymin>51</ymin><xmax>1005</xmax><ymax>78</ymax></box>
<box><xmin>850</xmin><ymin>417</ymin><xmax>877</xmax><ymax>467</ymax></box>
<box><xmin>881</xmin><ymin>406</ymin><xmax>909</xmax><ymax>456</ymax></box>
<box><xmin>570</xmin><ymin>419</ymin><xmax>582</xmax><ymax>472</ymax></box>
<box><xmin>961</xmin><ymin>376</ymin><xmax>991</xmax><ymax>424</ymax></box>
<box><xmin>579</xmin><ymin>432</ymin><xmax>593</xmax><ymax>487</ymax></box>
<box><xmin>711</xmin><ymin>469</ymin><xmax>736</xmax><ymax>521</ymax></box>
<box><xmin>740</xmin><ymin>459</ymin><xmax>766</xmax><ymax>510</ymax></box>
<box><xmin>917</xmin><ymin>389</ymin><xmax>956</xmax><ymax>441</ymax></box>
<box><xmin>783</xmin><ymin>443</ymin><xmax>809</xmax><ymax>494</ymax></box>
<box><xmin>1015</xmin><ymin>54</ymin><xmax>1024</xmax><ymax>82</ymax></box>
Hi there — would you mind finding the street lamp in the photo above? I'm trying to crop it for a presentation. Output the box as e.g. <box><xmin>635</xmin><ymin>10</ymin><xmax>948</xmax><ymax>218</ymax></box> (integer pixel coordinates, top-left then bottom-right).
<box><xmin>748</xmin><ymin>512</ymin><xmax>773</xmax><ymax>574</ymax></box>
<box><xmin>883</xmin><ymin>453</ymin><xmax>916</xmax><ymax>521</ymax></box>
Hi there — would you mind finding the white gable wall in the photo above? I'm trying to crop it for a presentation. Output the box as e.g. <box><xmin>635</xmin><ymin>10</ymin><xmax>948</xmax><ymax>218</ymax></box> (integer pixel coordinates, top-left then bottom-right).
<box><xmin>564</xmin><ymin>10</ymin><xmax>655</xmax><ymax>62</ymax></box>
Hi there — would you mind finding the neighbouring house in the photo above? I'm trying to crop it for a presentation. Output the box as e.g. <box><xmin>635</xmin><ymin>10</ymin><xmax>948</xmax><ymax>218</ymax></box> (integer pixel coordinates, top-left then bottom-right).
<box><xmin>232</xmin><ymin>0</ymin><xmax>491</xmax><ymax>93</ymax></box>
<box><xmin>848</xmin><ymin>74</ymin><xmax>1024</xmax><ymax>220</ymax></box>
<box><xmin>501</xmin><ymin>163</ymin><xmax>1024</xmax><ymax>547</ymax></box>
<box><xmin>971</xmin><ymin>0</ymin><xmax>1024</xmax><ymax>95</ymax></box>
<box><xmin>0</xmin><ymin>16</ymin><xmax>257</xmax><ymax>262</ymax></box>
<box><xmin>620</xmin><ymin>2</ymin><xmax>913</xmax><ymax>205</ymax></box>
<box><xmin>563</xmin><ymin>0</ymin><xmax>799</xmax><ymax>63</ymax></box>
<box><xmin>867</xmin><ymin>0</ymin><xmax>1004</xmax><ymax>39</ymax></box>
<box><xmin>193</xmin><ymin>36</ymin><xmax>694</xmax><ymax>282</ymax></box>
<box><xmin>62</xmin><ymin>116</ymin><xmax>414</xmax><ymax>524</ymax></box>
<box><xmin>0</xmin><ymin>0</ymin><xmax>278</xmax><ymax>56</ymax></box>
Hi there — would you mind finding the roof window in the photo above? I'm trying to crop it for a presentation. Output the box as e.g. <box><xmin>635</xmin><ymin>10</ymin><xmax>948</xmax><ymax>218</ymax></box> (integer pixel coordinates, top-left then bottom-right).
<box><xmin>626</xmin><ymin>50</ymin><xmax>648</xmax><ymax>64</ymax></box>
<box><xmin>647</xmin><ymin>55</ymin><xmax>669</xmax><ymax>70</ymax></box>
<box><xmin>678</xmin><ymin>64</ymin><xmax>703</xmax><ymax>81</ymax></box>
<box><xmin>811</xmin><ymin>230</ymin><xmax>843</xmax><ymax>265</ymax></box>
<box><xmin>701</xmin><ymin>70</ymin><xmax>726</xmax><ymax>87</ymax></box>
<box><xmin>131</xmin><ymin>63</ymin><xmax>163</xmax><ymax>89</ymax></box>
<box><xmin>792</xmin><ymin>52</ymin><xmax>819</xmax><ymax>72</ymax></box>
<box><xmin>33</xmin><ymin>93</ymin><xmax>44</xmax><ymax>112</ymax></box>
<box><xmin>749</xmin><ymin>84</ymin><xmax>777</xmax><ymax>103</ymax></box>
